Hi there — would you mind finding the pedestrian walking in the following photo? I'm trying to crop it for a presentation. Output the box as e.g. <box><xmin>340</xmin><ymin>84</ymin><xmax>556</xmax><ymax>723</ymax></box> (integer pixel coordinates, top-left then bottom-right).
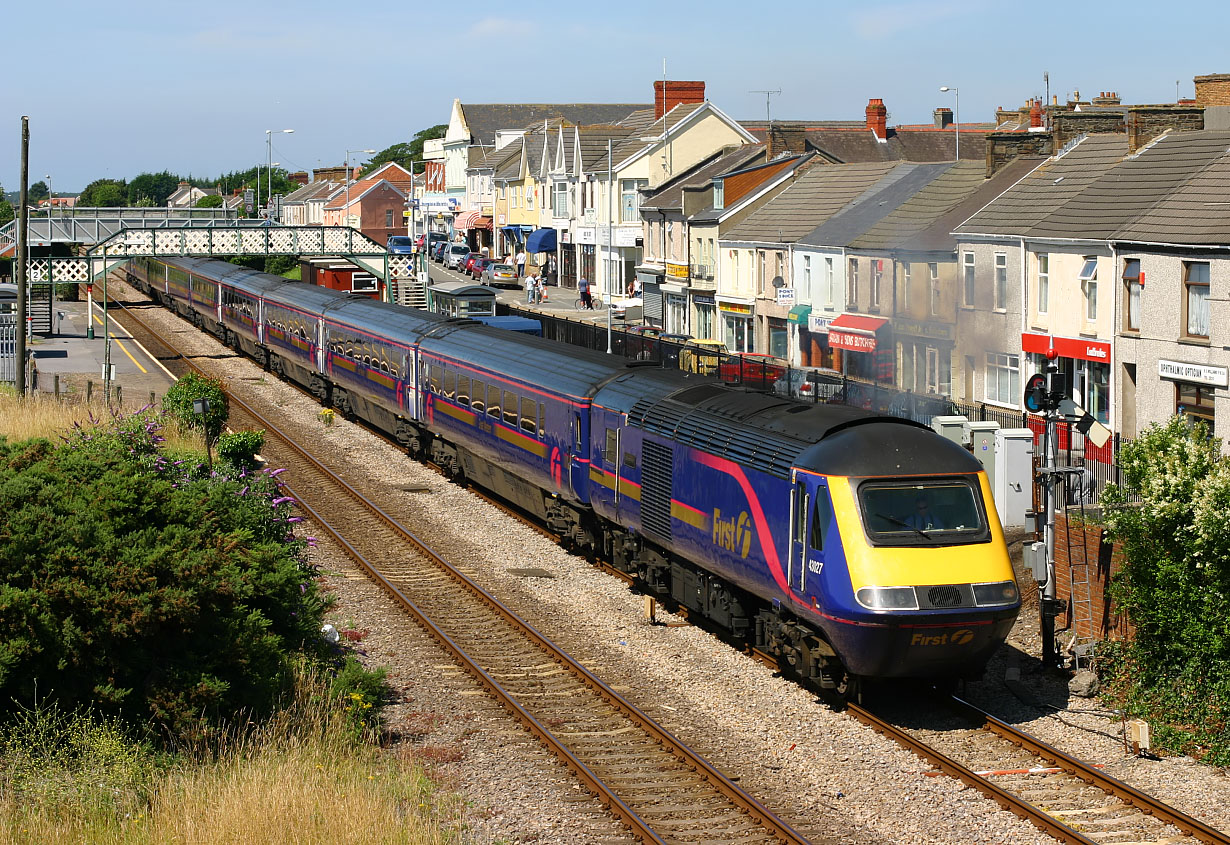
<box><xmin>515</xmin><ymin>249</ymin><xmax>526</xmax><ymax>277</ymax></box>
<box><xmin>525</xmin><ymin>273</ymin><xmax>537</xmax><ymax>304</ymax></box>
<box><xmin>537</xmin><ymin>275</ymin><xmax>547</xmax><ymax>303</ymax></box>
<box><xmin>578</xmin><ymin>276</ymin><xmax>593</xmax><ymax>310</ymax></box>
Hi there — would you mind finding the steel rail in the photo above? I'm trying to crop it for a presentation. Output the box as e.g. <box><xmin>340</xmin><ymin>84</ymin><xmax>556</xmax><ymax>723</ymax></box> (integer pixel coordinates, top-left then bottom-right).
<box><xmin>948</xmin><ymin>695</ymin><xmax>1230</xmax><ymax>845</ymax></box>
<box><xmin>113</xmin><ymin>294</ymin><xmax>813</xmax><ymax>845</ymax></box>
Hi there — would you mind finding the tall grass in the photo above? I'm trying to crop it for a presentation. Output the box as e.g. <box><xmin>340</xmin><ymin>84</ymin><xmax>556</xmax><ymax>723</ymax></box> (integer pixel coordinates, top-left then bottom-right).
<box><xmin>0</xmin><ymin>669</ymin><xmax>463</xmax><ymax>844</ymax></box>
<box><xmin>0</xmin><ymin>390</ymin><xmax>204</xmax><ymax>453</ymax></box>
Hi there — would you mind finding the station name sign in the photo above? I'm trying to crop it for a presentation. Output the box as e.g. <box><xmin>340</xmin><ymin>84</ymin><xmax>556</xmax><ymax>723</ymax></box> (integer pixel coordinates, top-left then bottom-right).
<box><xmin>1157</xmin><ymin>359</ymin><xmax>1228</xmax><ymax>387</ymax></box>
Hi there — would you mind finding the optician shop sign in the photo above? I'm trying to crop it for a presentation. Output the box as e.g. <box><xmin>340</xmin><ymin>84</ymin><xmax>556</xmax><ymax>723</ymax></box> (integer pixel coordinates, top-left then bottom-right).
<box><xmin>1158</xmin><ymin>360</ymin><xmax>1229</xmax><ymax>387</ymax></box>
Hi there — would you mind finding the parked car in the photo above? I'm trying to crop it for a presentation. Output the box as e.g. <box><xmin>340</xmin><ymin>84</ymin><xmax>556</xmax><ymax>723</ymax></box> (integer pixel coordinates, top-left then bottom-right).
<box><xmin>470</xmin><ymin>257</ymin><xmax>493</xmax><ymax>279</ymax></box>
<box><xmin>444</xmin><ymin>244</ymin><xmax>470</xmax><ymax>269</ymax></box>
<box><xmin>416</xmin><ymin>232</ymin><xmax>447</xmax><ymax>251</ymax></box>
<box><xmin>773</xmin><ymin>368</ymin><xmax>844</xmax><ymax>401</ymax></box>
<box><xmin>719</xmin><ymin>352</ymin><xmax>784</xmax><ymax>389</ymax></box>
<box><xmin>431</xmin><ymin>240</ymin><xmax>449</xmax><ymax>262</ymax></box>
<box><xmin>387</xmin><ymin>235</ymin><xmax>414</xmax><ymax>254</ymax></box>
<box><xmin>483</xmin><ymin>262</ymin><xmax>517</xmax><ymax>287</ymax></box>
<box><xmin>460</xmin><ymin>252</ymin><xmax>482</xmax><ymax>276</ymax></box>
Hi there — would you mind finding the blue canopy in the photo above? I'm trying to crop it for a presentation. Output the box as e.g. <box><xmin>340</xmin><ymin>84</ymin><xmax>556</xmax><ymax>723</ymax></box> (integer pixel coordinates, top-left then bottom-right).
<box><xmin>525</xmin><ymin>227</ymin><xmax>557</xmax><ymax>254</ymax></box>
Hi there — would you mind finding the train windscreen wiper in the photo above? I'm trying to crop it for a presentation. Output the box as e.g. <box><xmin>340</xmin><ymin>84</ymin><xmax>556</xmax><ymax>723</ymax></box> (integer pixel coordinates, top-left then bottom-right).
<box><xmin>873</xmin><ymin>512</ymin><xmax>930</xmax><ymax>539</ymax></box>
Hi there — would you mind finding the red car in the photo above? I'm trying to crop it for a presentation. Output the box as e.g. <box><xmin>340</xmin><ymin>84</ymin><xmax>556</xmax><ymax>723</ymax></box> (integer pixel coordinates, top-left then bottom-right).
<box><xmin>718</xmin><ymin>352</ymin><xmax>785</xmax><ymax>389</ymax></box>
<box><xmin>459</xmin><ymin>253</ymin><xmax>482</xmax><ymax>276</ymax></box>
<box><xmin>470</xmin><ymin>257</ymin><xmax>493</xmax><ymax>279</ymax></box>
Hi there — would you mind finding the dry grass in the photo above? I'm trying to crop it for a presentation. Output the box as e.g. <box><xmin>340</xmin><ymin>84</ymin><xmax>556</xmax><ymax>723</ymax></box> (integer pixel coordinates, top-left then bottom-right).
<box><xmin>0</xmin><ymin>390</ymin><xmax>204</xmax><ymax>454</ymax></box>
<box><xmin>0</xmin><ymin>672</ymin><xmax>465</xmax><ymax>845</ymax></box>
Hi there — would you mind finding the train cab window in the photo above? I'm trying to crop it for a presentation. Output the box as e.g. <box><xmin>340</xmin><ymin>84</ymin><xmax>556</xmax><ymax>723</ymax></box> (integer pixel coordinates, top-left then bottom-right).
<box><xmin>502</xmin><ymin>391</ymin><xmax>518</xmax><ymax>426</ymax></box>
<box><xmin>859</xmin><ymin>480</ymin><xmax>985</xmax><ymax>545</ymax></box>
<box><xmin>793</xmin><ymin>489</ymin><xmax>809</xmax><ymax>547</ymax></box>
<box><xmin>486</xmin><ymin>384</ymin><xmax>500</xmax><ymax>418</ymax></box>
<box><xmin>443</xmin><ymin>371</ymin><xmax>456</xmax><ymax>399</ymax></box>
<box><xmin>456</xmin><ymin>375</ymin><xmax>470</xmax><ymax>406</ymax></box>
<box><xmin>811</xmin><ymin>488</ymin><xmax>831</xmax><ymax>551</ymax></box>
<box><xmin>471</xmin><ymin>380</ymin><xmax>485</xmax><ymax>413</ymax></box>
<box><xmin>605</xmin><ymin>429</ymin><xmax>618</xmax><ymax>465</ymax></box>
<box><xmin>623</xmin><ymin>451</ymin><xmax>636</xmax><ymax>469</ymax></box>
<box><xmin>520</xmin><ymin>397</ymin><xmax>537</xmax><ymax>434</ymax></box>
<box><xmin>429</xmin><ymin>366</ymin><xmax>443</xmax><ymax>393</ymax></box>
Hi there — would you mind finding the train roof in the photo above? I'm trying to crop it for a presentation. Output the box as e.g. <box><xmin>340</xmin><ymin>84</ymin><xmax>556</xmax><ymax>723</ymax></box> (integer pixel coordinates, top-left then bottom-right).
<box><xmin>418</xmin><ymin>323</ymin><xmax>633</xmax><ymax>398</ymax></box>
<box><xmin>796</xmin><ymin>420</ymin><xmax>983</xmax><ymax>477</ymax></box>
<box><xmin>263</xmin><ymin>280</ymin><xmax>355</xmax><ymax>314</ymax></box>
<box><xmin>323</xmin><ymin>297</ymin><xmax>455</xmax><ymax>344</ymax></box>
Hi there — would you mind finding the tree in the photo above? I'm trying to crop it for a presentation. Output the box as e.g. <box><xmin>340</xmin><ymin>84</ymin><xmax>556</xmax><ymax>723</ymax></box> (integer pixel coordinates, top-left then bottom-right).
<box><xmin>362</xmin><ymin>124</ymin><xmax>447</xmax><ymax>175</ymax></box>
<box><xmin>78</xmin><ymin>178</ymin><xmax>128</xmax><ymax>208</ymax></box>
<box><xmin>1101</xmin><ymin>417</ymin><xmax>1230</xmax><ymax>762</ymax></box>
<box><xmin>128</xmin><ymin>171</ymin><xmax>182</xmax><ymax>207</ymax></box>
<box><xmin>28</xmin><ymin>181</ymin><xmax>49</xmax><ymax>203</ymax></box>
<box><xmin>195</xmin><ymin>194</ymin><xmax>225</xmax><ymax>208</ymax></box>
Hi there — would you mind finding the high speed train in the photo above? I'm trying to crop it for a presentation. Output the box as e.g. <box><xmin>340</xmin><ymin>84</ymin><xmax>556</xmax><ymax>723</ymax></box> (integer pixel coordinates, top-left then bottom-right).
<box><xmin>126</xmin><ymin>256</ymin><xmax>1020</xmax><ymax>696</ymax></box>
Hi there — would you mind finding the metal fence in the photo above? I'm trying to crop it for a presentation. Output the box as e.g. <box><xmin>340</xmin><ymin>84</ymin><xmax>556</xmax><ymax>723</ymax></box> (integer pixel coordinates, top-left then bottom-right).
<box><xmin>0</xmin><ymin>314</ymin><xmax>15</xmax><ymax>383</ymax></box>
<box><xmin>502</xmin><ymin>303</ymin><xmax>1138</xmax><ymax>502</ymax></box>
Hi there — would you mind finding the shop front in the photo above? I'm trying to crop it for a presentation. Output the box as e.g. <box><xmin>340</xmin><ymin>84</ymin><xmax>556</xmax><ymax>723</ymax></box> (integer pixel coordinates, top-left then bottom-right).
<box><xmin>1022</xmin><ymin>332</ymin><xmax>1111</xmax><ymax>424</ymax></box>
<box><xmin>717</xmin><ymin>298</ymin><xmax>754</xmax><ymax>353</ymax></box>
<box><xmin>829</xmin><ymin>314</ymin><xmax>891</xmax><ymax>382</ymax></box>
<box><xmin>895</xmin><ymin>318</ymin><xmax>953</xmax><ymax>396</ymax></box>
<box><xmin>1158</xmin><ymin>359</ymin><xmax>1226</xmax><ymax>428</ymax></box>
<box><xmin>691</xmin><ymin>293</ymin><xmax>718</xmax><ymax>341</ymax></box>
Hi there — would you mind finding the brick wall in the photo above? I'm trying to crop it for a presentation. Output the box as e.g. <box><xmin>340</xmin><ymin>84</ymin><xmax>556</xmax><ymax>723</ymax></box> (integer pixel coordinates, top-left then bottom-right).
<box><xmin>1051</xmin><ymin>111</ymin><xmax>1126</xmax><ymax>148</ymax></box>
<box><xmin>1195</xmin><ymin>73</ymin><xmax>1230</xmax><ymax>107</ymax></box>
<box><xmin>1051</xmin><ymin>512</ymin><xmax>1132</xmax><ymax>641</ymax></box>
<box><xmin>985</xmin><ymin>132</ymin><xmax>1053</xmax><ymax>177</ymax></box>
<box><xmin>1127</xmin><ymin>107</ymin><xmax>1205</xmax><ymax>150</ymax></box>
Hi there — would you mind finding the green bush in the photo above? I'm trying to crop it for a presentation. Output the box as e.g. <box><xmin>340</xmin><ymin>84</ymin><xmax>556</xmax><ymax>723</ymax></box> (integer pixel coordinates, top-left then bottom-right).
<box><xmin>329</xmin><ymin>656</ymin><xmax>389</xmax><ymax>736</ymax></box>
<box><xmin>0</xmin><ymin>411</ymin><xmax>329</xmax><ymax>742</ymax></box>
<box><xmin>217</xmin><ymin>429</ymin><xmax>265</xmax><ymax>470</ymax></box>
<box><xmin>1100</xmin><ymin>416</ymin><xmax>1230</xmax><ymax>763</ymax></box>
<box><xmin>162</xmin><ymin>372</ymin><xmax>228</xmax><ymax>441</ymax></box>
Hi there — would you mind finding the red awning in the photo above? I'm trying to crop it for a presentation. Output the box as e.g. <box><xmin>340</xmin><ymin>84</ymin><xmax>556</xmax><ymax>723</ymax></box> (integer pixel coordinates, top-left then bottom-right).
<box><xmin>453</xmin><ymin>210</ymin><xmax>483</xmax><ymax>229</ymax></box>
<box><xmin>828</xmin><ymin>314</ymin><xmax>888</xmax><ymax>352</ymax></box>
<box><xmin>472</xmin><ymin>215</ymin><xmax>492</xmax><ymax>231</ymax></box>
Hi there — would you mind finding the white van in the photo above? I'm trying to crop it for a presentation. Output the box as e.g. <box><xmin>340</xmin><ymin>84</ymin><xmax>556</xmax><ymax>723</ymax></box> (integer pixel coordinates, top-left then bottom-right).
<box><xmin>445</xmin><ymin>244</ymin><xmax>470</xmax><ymax>269</ymax></box>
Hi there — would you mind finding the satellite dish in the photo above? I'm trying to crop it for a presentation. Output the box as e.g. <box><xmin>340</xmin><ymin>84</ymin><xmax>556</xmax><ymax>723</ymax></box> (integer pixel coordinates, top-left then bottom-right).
<box><xmin>772</xmin><ymin>275</ymin><xmax>786</xmax><ymax>288</ymax></box>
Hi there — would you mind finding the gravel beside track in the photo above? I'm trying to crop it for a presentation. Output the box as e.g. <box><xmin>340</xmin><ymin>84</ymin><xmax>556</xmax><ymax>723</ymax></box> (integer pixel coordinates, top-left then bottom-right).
<box><xmin>120</xmin><ymin>288</ymin><xmax>1230</xmax><ymax>844</ymax></box>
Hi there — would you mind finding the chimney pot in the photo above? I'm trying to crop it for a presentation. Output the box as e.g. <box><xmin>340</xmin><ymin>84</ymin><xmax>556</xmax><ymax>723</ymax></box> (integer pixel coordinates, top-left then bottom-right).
<box><xmin>866</xmin><ymin>98</ymin><xmax>888</xmax><ymax>140</ymax></box>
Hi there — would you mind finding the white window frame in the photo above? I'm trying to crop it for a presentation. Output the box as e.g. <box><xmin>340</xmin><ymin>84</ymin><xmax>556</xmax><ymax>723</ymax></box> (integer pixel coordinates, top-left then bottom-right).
<box><xmin>902</xmin><ymin>263</ymin><xmax>910</xmax><ymax>312</ymax></box>
<box><xmin>1122</xmin><ymin>258</ymin><xmax>1141</xmax><ymax>332</ymax></box>
<box><xmin>621</xmin><ymin>178</ymin><xmax>647</xmax><ymax>223</ymax></box>
<box><xmin>871</xmin><ymin>260</ymin><xmax>882</xmax><ymax>309</ymax></box>
<box><xmin>928</xmin><ymin>263</ymin><xmax>939</xmax><ymax>316</ymax></box>
<box><xmin>803</xmin><ymin>255</ymin><xmax>812</xmax><ymax>299</ymax></box>
<box><xmin>1184</xmin><ymin>260</ymin><xmax>1210</xmax><ymax>338</ymax></box>
<box><xmin>1037</xmin><ymin>253</ymin><xmax>1049</xmax><ymax>315</ymax></box>
<box><xmin>553</xmin><ymin>182</ymin><xmax>569</xmax><ymax>217</ymax></box>
<box><xmin>994</xmin><ymin>253</ymin><xmax>1007</xmax><ymax>311</ymax></box>
<box><xmin>825</xmin><ymin>257</ymin><xmax>834</xmax><ymax>306</ymax></box>
<box><xmin>985</xmin><ymin>352</ymin><xmax>1021</xmax><ymax>406</ymax></box>
<box><xmin>962</xmin><ymin>252</ymin><xmax>975</xmax><ymax>307</ymax></box>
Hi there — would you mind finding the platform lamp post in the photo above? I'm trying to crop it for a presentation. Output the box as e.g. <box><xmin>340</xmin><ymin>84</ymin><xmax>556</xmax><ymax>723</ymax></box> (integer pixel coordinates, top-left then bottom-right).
<box><xmin>939</xmin><ymin>86</ymin><xmax>959</xmax><ymax>160</ymax></box>
<box><xmin>45</xmin><ymin>173</ymin><xmax>56</xmax><ymax>322</ymax></box>
<box><xmin>344</xmin><ymin>149</ymin><xmax>376</xmax><ymax>232</ymax></box>
<box><xmin>265</xmin><ymin>129</ymin><xmax>294</xmax><ymax>216</ymax></box>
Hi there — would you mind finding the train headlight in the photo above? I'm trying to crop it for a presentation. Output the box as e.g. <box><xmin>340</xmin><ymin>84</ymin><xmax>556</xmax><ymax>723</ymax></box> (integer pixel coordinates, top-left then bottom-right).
<box><xmin>972</xmin><ymin>581</ymin><xmax>1019</xmax><ymax>607</ymax></box>
<box><xmin>855</xmin><ymin>586</ymin><xmax>920</xmax><ymax>611</ymax></box>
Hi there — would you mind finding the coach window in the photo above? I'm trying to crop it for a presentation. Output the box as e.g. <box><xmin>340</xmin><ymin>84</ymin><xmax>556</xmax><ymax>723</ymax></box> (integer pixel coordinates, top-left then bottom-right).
<box><xmin>502</xmin><ymin>391</ymin><xmax>518</xmax><ymax>426</ymax></box>
<box><xmin>471</xmin><ymin>380</ymin><xmax>485</xmax><ymax>413</ymax></box>
<box><xmin>429</xmin><ymin>365</ymin><xmax>443</xmax><ymax>393</ymax></box>
<box><xmin>443</xmin><ymin>371</ymin><xmax>456</xmax><ymax>399</ymax></box>
<box><xmin>457</xmin><ymin>375</ymin><xmax>470</xmax><ymax>406</ymax></box>
<box><xmin>520</xmin><ymin>397</ymin><xmax>537</xmax><ymax>434</ymax></box>
<box><xmin>487</xmin><ymin>384</ymin><xmax>500</xmax><ymax>419</ymax></box>
<box><xmin>605</xmin><ymin>429</ymin><xmax>618</xmax><ymax>465</ymax></box>
<box><xmin>539</xmin><ymin>403</ymin><xmax>547</xmax><ymax>438</ymax></box>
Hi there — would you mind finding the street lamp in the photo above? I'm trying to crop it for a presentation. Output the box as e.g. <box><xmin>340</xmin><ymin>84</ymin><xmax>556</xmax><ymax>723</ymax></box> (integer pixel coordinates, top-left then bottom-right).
<box><xmin>44</xmin><ymin>174</ymin><xmax>52</xmax><ymax>217</ymax></box>
<box><xmin>265</xmin><ymin>129</ymin><xmax>294</xmax><ymax>216</ymax></box>
<box><xmin>939</xmin><ymin>86</ymin><xmax>959</xmax><ymax>160</ymax></box>
<box><xmin>344</xmin><ymin>149</ymin><xmax>376</xmax><ymax>229</ymax></box>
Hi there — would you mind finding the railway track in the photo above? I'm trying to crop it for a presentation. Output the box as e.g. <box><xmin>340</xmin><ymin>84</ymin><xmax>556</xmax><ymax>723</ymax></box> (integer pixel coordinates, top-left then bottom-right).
<box><xmin>849</xmin><ymin>695</ymin><xmax>1229</xmax><ymax>845</ymax></box>
<box><xmin>110</xmin><ymin>292</ymin><xmax>813</xmax><ymax>845</ymax></box>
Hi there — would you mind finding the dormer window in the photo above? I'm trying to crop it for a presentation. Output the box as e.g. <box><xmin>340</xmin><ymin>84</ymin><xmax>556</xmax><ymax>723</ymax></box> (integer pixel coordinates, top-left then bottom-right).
<box><xmin>713</xmin><ymin>179</ymin><xmax>724</xmax><ymax>210</ymax></box>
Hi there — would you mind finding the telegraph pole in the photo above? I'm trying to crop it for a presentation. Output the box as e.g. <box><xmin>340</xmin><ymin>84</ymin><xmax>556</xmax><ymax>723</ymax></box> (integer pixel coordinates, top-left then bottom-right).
<box><xmin>15</xmin><ymin>117</ymin><xmax>29</xmax><ymax>394</ymax></box>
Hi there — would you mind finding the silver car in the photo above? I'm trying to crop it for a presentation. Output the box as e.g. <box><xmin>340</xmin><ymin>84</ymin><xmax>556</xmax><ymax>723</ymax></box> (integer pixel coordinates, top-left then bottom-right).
<box><xmin>482</xmin><ymin>263</ymin><xmax>518</xmax><ymax>287</ymax></box>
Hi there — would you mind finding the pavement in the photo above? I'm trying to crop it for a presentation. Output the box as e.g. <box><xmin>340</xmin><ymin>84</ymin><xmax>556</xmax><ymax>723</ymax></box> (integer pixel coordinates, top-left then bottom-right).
<box><xmin>26</xmin><ymin>298</ymin><xmax>177</xmax><ymax>403</ymax></box>
<box><xmin>427</xmin><ymin>260</ymin><xmax>644</xmax><ymax>326</ymax></box>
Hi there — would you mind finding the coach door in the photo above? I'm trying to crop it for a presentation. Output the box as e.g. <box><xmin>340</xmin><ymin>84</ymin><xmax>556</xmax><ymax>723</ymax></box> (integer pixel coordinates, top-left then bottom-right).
<box><xmin>790</xmin><ymin>475</ymin><xmax>831</xmax><ymax>596</ymax></box>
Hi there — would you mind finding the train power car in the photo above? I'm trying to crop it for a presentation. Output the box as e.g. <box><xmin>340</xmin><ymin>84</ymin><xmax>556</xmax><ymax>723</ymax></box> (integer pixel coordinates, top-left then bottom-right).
<box><xmin>122</xmin><ymin>256</ymin><xmax>1021</xmax><ymax>696</ymax></box>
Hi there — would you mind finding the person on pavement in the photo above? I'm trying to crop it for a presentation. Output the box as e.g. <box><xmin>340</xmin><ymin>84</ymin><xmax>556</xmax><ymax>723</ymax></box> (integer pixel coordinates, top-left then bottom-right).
<box><xmin>516</xmin><ymin>250</ymin><xmax>526</xmax><ymax>277</ymax></box>
<box><xmin>578</xmin><ymin>277</ymin><xmax>593</xmax><ymax>309</ymax></box>
<box><xmin>525</xmin><ymin>273</ymin><xmax>537</xmax><ymax>304</ymax></box>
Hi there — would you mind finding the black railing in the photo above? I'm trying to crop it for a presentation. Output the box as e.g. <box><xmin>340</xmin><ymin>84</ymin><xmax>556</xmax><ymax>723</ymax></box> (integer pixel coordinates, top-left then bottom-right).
<box><xmin>501</xmin><ymin>303</ymin><xmax>1137</xmax><ymax>500</ymax></box>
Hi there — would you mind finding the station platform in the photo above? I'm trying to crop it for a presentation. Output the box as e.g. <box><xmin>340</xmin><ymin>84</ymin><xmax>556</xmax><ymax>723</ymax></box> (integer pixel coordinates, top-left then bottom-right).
<box><xmin>25</xmin><ymin>299</ymin><xmax>177</xmax><ymax>404</ymax></box>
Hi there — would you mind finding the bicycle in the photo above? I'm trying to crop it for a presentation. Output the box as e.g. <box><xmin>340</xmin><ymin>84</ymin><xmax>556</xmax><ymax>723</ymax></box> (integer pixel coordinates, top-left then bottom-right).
<box><xmin>573</xmin><ymin>295</ymin><xmax>603</xmax><ymax>310</ymax></box>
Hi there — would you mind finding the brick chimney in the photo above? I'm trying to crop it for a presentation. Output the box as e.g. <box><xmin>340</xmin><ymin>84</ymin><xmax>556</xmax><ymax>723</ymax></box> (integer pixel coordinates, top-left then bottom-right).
<box><xmin>933</xmin><ymin>107</ymin><xmax>953</xmax><ymax>128</ymax></box>
<box><xmin>866</xmin><ymin>98</ymin><xmax>888</xmax><ymax>140</ymax></box>
<box><xmin>1195</xmin><ymin>73</ymin><xmax>1230</xmax><ymax>107</ymax></box>
<box><xmin>1029</xmin><ymin>98</ymin><xmax>1043</xmax><ymax>128</ymax></box>
<box><xmin>654</xmin><ymin>80</ymin><xmax>706</xmax><ymax>120</ymax></box>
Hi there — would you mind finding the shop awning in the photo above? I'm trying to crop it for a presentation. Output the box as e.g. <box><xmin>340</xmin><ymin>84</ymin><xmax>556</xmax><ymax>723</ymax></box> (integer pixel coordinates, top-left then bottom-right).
<box><xmin>786</xmin><ymin>305</ymin><xmax>812</xmax><ymax>325</ymax></box>
<box><xmin>472</xmin><ymin>215</ymin><xmax>492</xmax><ymax>231</ymax></box>
<box><xmin>525</xmin><ymin>227</ymin><xmax>557</xmax><ymax>253</ymax></box>
<box><xmin>828</xmin><ymin>313</ymin><xmax>888</xmax><ymax>352</ymax></box>
<box><xmin>453</xmin><ymin>210</ymin><xmax>483</xmax><ymax>230</ymax></box>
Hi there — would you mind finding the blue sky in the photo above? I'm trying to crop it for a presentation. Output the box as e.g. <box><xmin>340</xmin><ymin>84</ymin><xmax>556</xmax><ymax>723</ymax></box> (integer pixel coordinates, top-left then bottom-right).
<box><xmin>6</xmin><ymin>0</ymin><xmax>1220</xmax><ymax>192</ymax></box>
